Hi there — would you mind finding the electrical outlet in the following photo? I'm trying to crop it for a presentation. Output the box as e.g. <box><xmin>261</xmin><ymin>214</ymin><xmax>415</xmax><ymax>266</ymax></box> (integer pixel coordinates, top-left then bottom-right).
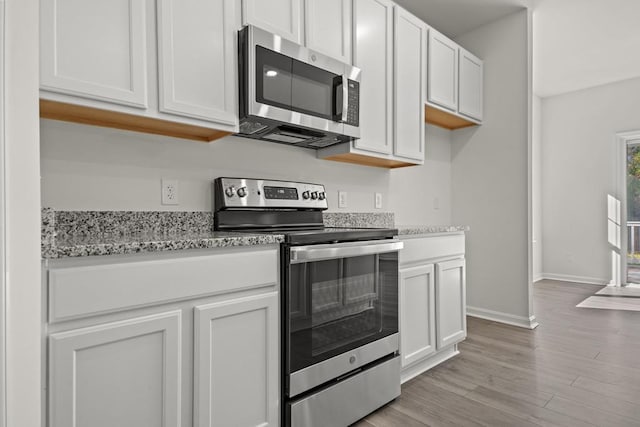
<box><xmin>161</xmin><ymin>179</ymin><xmax>179</xmax><ymax>205</ymax></box>
<box><xmin>433</xmin><ymin>197</ymin><xmax>440</xmax><ymax>210</ymax></box>
<box><xmin>375</xmin><ymin>193</ymin><xmax>382</xmax><ymax>209</ymax></box>
<box><xmin>338</xmin><ymin>191</ymin><xmax>348</xmax><ymax>208</ymax></box>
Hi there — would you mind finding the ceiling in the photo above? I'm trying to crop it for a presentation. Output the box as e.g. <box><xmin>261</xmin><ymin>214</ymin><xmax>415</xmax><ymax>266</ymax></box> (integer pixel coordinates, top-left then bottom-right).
<box><xmin>533</xmin><ymin>0</ymin><xmax>640</xmax><ymax>97</ymax></box>
<box><xmin>393</xmin><ymin>0</ymin><xmax>532</xmax><ymax>38</ymax></box>
<box><xmin>393</xmin><ymin>0</ymin><xmax>640</xmax><ymax>98</ymax></box>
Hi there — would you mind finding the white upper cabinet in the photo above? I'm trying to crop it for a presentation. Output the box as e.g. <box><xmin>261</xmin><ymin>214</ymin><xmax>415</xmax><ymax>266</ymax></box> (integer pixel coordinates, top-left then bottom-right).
<box><xmin>40</xmin><ymin>0</ymin><xmax>148</xmax><ymax>108</ymax></box>
<box><xmin>352</xmin><ymin>0</ymin><xmax>393</xmax><ymax>155</ymax></box>
<box><xmin>242</xmin><ymin>0</ymin><xmax>303</xmax><ymax>44</ymax></box>
<box><xmin>157</xmin><ymin>0</ymin><xmax>239</xmax><ymax>125</ymax></box>
<box><xmin>393</xmin><ymin>6</ymin><xmax>426</xmax><ymax>162</ymax></box>
<box><xmin>304</xmin><ymin>0</ymin><xmax>352</xmax><ymax>64</ymax></box>
<box><xmin>427</xmin><ymin>29</ymin><xmax>458</xmax><ymax>112</ymax></box>
<box><xmin>458</xmin><ymin>47</ymin><xmax>483</xmax><ymax>121</ymax></box>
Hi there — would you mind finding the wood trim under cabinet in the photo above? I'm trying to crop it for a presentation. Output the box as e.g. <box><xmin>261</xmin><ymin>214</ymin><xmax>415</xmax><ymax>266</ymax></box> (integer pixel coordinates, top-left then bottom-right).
<box><xmin>39</xmin><ymin>99</ymin><xmax>231</xmax><ymax>142</ymax></box>
<box><xmin>424</xmin><ymin>104</ymin><xmax>477</xmax><ymax>130</ymax></box>
<box><xmin>323</xmin><ymin>152</ymin><xmax>417</xmax><ymax>168</ymax></box>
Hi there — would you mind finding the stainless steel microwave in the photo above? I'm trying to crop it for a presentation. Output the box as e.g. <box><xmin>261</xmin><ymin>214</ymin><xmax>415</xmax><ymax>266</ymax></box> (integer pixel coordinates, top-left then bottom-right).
<box><xmin>237</xmin><ymin>25</ymin><xmax>361</xmax><ymax>149</ymax></box>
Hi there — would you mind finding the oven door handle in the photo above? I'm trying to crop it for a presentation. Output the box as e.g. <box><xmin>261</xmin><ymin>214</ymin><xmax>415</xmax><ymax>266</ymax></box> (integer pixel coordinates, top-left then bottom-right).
<box><xmin>289</xmin><ymin>240</ymin><xmax>403</xmax><ymax>264</ymax></box>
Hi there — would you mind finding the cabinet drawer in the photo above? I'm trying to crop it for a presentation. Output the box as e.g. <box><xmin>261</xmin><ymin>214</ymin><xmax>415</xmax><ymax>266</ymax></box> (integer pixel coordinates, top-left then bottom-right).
<box><xmin>400</xmin><ymin>234</ymin><xmax>464</xmax><ymax>266</ymax></box>
<box><xmin>48</xmin><ymin>247</ymin><xmax>278</xmax><ymax>323</ymax></box>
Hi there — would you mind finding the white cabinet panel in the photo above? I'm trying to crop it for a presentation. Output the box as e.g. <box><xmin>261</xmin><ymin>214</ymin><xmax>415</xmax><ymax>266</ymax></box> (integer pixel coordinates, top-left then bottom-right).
<box><xmin>194</xmin><ymin>292</ymin><xmax>279</xmax><ymax>427</ymax></box>
<box><xmin>399</xmin><ymin>264</ymin><xmax>436</xmax><ymax>367</ymax></box>
<box><xmin>243</xmin><ymin>0</ymin><xmax>303</xmax><ymax>43</ymax></box>
<box><xmin>393</xmin><ymin>6</ymin><xmax>426</xmax><ymax>161</ymax></box>
<box><xmin>158</xmin><ymin>0</ymin><xmax>239</xmax><ymax>125</ymax></box>
<box><xmin>352</xmin><ymin>0</ymin><xmax>393</xmax><ymax>155</ymax></box>
<box><xmin>48</xmin><ymin>247</ymin><xmax>278</xmax><ymax>323</ymax></box>
<box><xmin>427</xmin><ymin>29</ymin><xmax>458</xmax><ymax>112</ymax></box>
<box><xmin>304</xmin><ymin>0</ymin><xmax>352</xmax><ymax>63</ymax></box>
<box><xmin>49</xmin><ymin>311</ymin><xmax>182</xmax><ymax>427</ymax></box>
<box><xmin>436</xmin><ymin>258</ymin><xmax>467</xmax><ymax>349</ymax></box>
<box><xmin>458</xmin><ymin>48</ymin><xmax>483</xmax><ymax>121</ymax></box>
<box><xmin>40</xmin><ymin>0</ymin><xmax>148</xmax><ymax>108</ymax></box>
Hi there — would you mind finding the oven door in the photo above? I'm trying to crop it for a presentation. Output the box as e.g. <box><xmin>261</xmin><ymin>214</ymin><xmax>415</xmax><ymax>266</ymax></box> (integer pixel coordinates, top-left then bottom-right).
<box><xmin>285</xmin><ymin>239</ymin><xmax>402</xmax><ymax>397</ymax></box>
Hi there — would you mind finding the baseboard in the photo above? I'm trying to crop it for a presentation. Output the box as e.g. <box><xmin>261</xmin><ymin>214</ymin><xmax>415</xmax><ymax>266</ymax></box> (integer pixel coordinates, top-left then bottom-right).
<box><xmin>400</xmin><ymin>346</ymin><xmax>459</xmax><ymax>384</ymax></box>
<box><xmin>533</xmin><ymin>273</ymin><xmax>544</xmax><ymax>283</ymax></box>
<box><xmin>467</xmin><ymin>306</ymin><xmax>539</xmax><ymax>329</ymax></box>
<box><xmin>540</xmin><ymin>273</ymin><xmax>607</xmax><ymax>286</ymax></box>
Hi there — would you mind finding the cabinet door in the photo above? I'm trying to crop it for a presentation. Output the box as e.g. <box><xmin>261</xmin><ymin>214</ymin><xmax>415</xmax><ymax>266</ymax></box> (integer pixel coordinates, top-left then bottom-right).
<box><xmin>399</xmin><ymin>264</ymin><xmax>436</xmax><ymax>367</ymax></box>
<box><xmin>427</xmin><ymin>29</ymin><xmax>458</xmax><ymax>112</ymax></box>
<box><xmin>40</xmin><ymin>0</ymin><xmax>148</xmax><ymax>108</ymax></box>
<box><xmin>194</xmin><ymin>292</ymin><xmax>279</xmax><ymax>427</ymax></box>
<box><xmin>435</xmin><ymin>258</ymin><xmax>466</xmax><ymax>349</ymax></box>
<box><xmin>49</xmin><ymin>311</ymin><xmax>182</xmax><ymax>427</ymax></box>
<box><xmin>353</xmin><ymin>0</ymin><xmax>393</xmax><ymax>155</ymax></box>
<box><xmin>393</xmin><ymin>6</ymin><xmax>426</xmax><ymax>161</ymax></box>
<box><xmin>157</xmin><ymin>0</ymin><xmax>239</xmax><ymax>128</ymax></box>
<box><xmin>242</xmin><ymin>0</ymin><xmax>303</xmax><ymax>44</ymax></box>
<box><xmin>458</xmin><ymin>48</ymin><xmax>483</xmax><ymax>121</ymax></box>
<box><xmin>304</xmin><ymin>0</ymin><xmax>352</xmax><ymax>63</ymax></box>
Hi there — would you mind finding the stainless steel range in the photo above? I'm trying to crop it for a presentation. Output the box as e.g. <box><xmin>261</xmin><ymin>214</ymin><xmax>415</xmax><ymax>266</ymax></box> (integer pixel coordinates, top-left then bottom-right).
<box><xmin>214</xmin><ymin>177</ymin><xmax>402</xmax><ymax>427</ymax></box>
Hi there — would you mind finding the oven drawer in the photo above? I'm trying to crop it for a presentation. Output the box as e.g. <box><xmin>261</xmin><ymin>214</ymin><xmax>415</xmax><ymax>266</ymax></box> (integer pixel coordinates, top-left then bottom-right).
<box><xmin>288</xmin><ymin>355</ymin><xmax>400</xmax><ymax>427</ymax></box>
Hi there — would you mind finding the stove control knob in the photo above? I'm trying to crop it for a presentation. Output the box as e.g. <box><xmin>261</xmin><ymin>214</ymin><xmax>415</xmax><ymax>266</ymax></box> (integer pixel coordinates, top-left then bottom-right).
<box><xmin>311</xmin><ymin>191</ymin><xmax>318</xmax><ymax>200</ymax></box>
<box><xmin>302</xmin><ymin>191</ymin><xmax>310</xmax><ymax>200</ymax></box>
<box><xmin>237</xmin><ymin>187</ymin><xmax>247</xmax><ymax>198</ymax></box>
<box><xmin>318</xmin><ymin>192</ymin><xmax>326</xmax><ymax>201</ymax></box>
<box><xmin>225</xmin><ymin>186</ymin><xmax>235</xmax><ymax>197</ymax></box>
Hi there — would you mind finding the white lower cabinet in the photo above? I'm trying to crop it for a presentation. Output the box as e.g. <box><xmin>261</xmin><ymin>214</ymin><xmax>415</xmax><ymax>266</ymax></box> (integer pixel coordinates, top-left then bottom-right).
<box><xmin>399</xmin><ymin>264</ymin><xmax>436</xmax><ymax>367</ymax></box>
<box><xmin>399</xmin><ymin>233</ymin><xmax>466</xmax><ymax>383</ymax></box>
<box><xmin>49</xmin><ymin>311</ymin><xmax>182</xmax><ymax>427</ymax></box>
<box><xmin>44</xmin><ymin>246</ymin><xmax>280</xmax><ymax>427</ymax></box>
<box><xmin>194</xmin><ymin>292</ymin><xmax>279</xmax><ymax>427</ymax></box>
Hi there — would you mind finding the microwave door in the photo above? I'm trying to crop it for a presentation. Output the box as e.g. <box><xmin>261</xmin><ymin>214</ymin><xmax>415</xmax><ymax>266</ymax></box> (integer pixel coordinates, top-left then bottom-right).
<box><xmin>289</xmin><ymin>59</ymin><xmax>343</xmax><ymax>134</ymax></box>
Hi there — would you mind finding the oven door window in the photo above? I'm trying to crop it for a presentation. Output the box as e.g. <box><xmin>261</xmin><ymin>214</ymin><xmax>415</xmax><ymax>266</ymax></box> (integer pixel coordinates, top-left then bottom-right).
<box><xmin>287</xmin><ymin>252</ymin><xmax>398</xmax><ymax>373</ymax></box>
<box><xmin>255</xmin><ymin>46</ymin><xmax>341</xmax><ymax>121</ymax></box>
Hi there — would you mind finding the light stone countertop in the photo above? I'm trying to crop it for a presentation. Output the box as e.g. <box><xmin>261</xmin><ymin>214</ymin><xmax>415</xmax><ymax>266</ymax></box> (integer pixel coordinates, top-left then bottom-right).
<box><xmin>41</xmin><ymin>209</ymin><xmax>467</xmax><ymax>258</ymax></box>
<box><xmin>397</xmin><ymin>225</ymin><xmax>470</xmax><ymax>236</ymax></box>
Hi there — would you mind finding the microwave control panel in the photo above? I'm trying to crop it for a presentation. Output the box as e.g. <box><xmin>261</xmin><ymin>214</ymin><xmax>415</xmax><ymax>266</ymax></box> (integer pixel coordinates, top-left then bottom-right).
<box><xmin>215</xmin><ymin>177</ymin><xmax>328</xmax><ymax>210</ymax></box>
<box><xmin>345</xmin><ymin>80</ymin><xmax>360</xmax><ymax>127</ymax></box>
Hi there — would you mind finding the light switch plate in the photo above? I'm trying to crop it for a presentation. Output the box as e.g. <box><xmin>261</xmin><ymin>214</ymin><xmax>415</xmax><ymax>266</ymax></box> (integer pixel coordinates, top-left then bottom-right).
<box><xmin>375</xmin><ymin>193</ymin><xmax>382</xmax><ymax>209</ymax></box>
<box><xmin>338</xmin><ymin>191</ymin><xmax>348</xmax><ymax>208</ymax></box>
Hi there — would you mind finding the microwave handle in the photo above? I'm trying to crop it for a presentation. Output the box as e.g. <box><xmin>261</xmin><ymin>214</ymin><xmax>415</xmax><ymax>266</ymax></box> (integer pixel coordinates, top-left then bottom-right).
<box><xmin>290</xmin><ymin>240</ymin><xmax>403</xmax><ymax>264</ymax></box>
<box><xmin>341</xmin><ymin>75</ymin><xmax>349</xmax><ymax>123</ymax></box>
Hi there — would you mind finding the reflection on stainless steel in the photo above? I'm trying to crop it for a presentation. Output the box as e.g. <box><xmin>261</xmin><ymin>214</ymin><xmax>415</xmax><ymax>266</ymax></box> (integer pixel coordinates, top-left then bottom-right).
<box><xmin>289</xmin><ymin>356</ymin><xmax>401</xmax><ymax>427</ymax></box>
<box><xmin>288</xmin><ymin>334</ymin><xmax>399</xmax><ymax>398</ymax></box>
<box><xmin>290</xmin><ymin>240</ymin><xmax>404</xmax><ymax>264</ymax></box>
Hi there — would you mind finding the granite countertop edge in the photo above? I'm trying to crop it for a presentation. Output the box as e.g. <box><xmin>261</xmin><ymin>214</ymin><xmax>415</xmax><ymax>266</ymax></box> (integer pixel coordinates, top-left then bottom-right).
<box><xmin>47</xmin><ymin>233</ymin><xmax>285</xmax><ymax>259</ymax></box>
<box><xmin>396</xmin><ymin>225</ymin><xmax>470</xmax><ymax>235</ymax></box>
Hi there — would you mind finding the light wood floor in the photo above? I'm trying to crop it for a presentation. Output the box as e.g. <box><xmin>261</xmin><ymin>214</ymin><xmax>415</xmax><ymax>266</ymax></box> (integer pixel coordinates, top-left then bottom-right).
<box><xmin>355</xmin><ymin>280</ymin><xmax>640</xmax><ymax>427</ymax></box>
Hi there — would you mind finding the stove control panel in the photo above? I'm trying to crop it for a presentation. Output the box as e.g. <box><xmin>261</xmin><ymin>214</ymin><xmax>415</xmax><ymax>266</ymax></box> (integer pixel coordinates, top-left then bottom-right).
<box><xmin>215</xmin><ymin>177</ymin><xmax>328</xmax><ymax>210</ymax></box>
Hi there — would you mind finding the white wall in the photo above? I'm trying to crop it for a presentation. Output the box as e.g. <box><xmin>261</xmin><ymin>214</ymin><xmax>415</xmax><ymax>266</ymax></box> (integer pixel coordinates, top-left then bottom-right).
<box><xmin>532</xmin><ymin>95</ymin><xmax>542</xmax><ymax>281</ymax></box>
<box><xmin>40</xmin><ymin>119</ymin><xmax>391</xmax><ymax>212</ymax></box>
<box><xmin>41</xmin><ymin>119</ymin><xmax>455</xmax><ymax>222</ymax></box>
<box><xmin>389</xmin><ymin>124</ymin><xmax>452</xmax><ymax>225</ymax></box>
<box><xmin>451</xmin><ymin>9</ymin><xmax>534</xmax><ymax>327</ymax></box>
<box><xmin>4</xmin><ymin>0</ymin><xmax>42</xmax><ymax>425</ymax></box>
<box><xmin>541</xmin><ymin>77</ymin><xmax>640</xmax><ymax>284</ymax></box>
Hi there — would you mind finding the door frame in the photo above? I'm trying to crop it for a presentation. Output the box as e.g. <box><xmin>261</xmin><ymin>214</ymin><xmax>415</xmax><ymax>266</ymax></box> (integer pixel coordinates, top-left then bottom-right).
<box><xmin>614</xmin><ymin>130</ymin><xmax>640</xmax><ymax>286</ymax></box>
<box><xmin>0</xmin><ymin>1</ymin><xmax>6</xmax><ymax>424</ymax></box>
